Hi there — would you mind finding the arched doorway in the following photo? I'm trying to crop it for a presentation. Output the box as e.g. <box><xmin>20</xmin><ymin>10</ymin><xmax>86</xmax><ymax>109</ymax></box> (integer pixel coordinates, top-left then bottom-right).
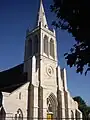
<box><xmin>47</xmin><ymin>93</ymin><xmax>57</xmax><ymax>120</ymax></box>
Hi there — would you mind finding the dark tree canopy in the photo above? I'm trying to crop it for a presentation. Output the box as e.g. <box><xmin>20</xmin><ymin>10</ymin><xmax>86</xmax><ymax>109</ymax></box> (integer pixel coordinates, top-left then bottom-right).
<box><xmin>51</xmin><ymin>0</ymin><xmax>90</xmax><ymax>75</ymax></box>
<box><xmin>73</xmin><ymin>96</ymin><xmax>87</xmax><ymax>107</ymax></box>
<box><xmin>73</xmin><ymin>96</ymin><xmax>90</xmax><ymax>118</ymax></box>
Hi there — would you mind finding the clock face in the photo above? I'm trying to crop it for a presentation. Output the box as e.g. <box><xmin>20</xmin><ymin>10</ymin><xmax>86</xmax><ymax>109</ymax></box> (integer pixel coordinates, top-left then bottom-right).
<box><xmin>46</xmin><ymin>66</ymin><xmax>54</xmax><ymax>77</ymax></box>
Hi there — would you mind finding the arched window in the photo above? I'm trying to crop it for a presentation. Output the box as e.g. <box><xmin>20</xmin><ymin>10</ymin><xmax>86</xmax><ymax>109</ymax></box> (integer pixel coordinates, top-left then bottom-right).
<box><xmin>19</xmin><ymin>92</ymin><xmax>21</xmax><ymax>100</ymax></box>
<box><xmin>47</xmin><ymin>98</ymin><xmax>53</xmax><ymax>113</ymax></box>
<box><xmin>36</xmin><ymin>58</ymin><xmax>38</xmax><ymax>72</ymax></box>
<box><xmin>15</xmin><ymin>109</ymin><xmax>23</xmax><ymax>120</ymax></box>
<box><xmin>28</xmin><ymin>39</ymin><xmax>32</xmax><ymax>57</ymax></box>
<box><xmin>44</xmin><ymin>35</ymin><xmax>48</xmax><ymax>55</ymax></box>
<box><xmin>34</xmin><ymin>35</ymin><xmax>38</xmax><ymax>54</ymax></box>
<box><xmin>50</xmin><ymin>38</ymin><xmax>55</xmax><ymax>58</ymax></box>
<box><xmin>71</xmin><ymin>110</ymin><xmax>74</xmax><ymax>120</ymax></box>
<box><xmin>75</xmin><ymin>110</ymin><xmax>78</xmax><ymax>120</ymax></box>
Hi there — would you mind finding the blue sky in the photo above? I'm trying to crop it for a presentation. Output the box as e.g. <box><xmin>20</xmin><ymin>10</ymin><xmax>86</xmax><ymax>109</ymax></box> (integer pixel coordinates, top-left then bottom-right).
<box><xmin>0</xmin><ymin>0</ymin><xmax>90</xmax><ymax>105</ymax></box>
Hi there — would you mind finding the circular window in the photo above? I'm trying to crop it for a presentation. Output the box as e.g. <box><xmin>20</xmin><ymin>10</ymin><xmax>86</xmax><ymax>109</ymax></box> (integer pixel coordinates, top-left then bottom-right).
<box><xmin>46</xmin><ymin>66</ymin><xmax>54</xmax><ymax>77</ymax></box>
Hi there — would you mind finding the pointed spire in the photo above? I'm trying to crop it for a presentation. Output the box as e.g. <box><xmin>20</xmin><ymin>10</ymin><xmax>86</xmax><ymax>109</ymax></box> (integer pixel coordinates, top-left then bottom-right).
<box><xmin>36</xmin><ymin>0</ymin><xmax>48</xmax><ymax>28</ymax></box>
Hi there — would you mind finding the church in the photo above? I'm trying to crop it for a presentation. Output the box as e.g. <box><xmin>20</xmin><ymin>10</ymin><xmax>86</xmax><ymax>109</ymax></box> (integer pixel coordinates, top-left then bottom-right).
<box><xmin>0</xmin><ymin>0</ymin><xmax>82</xmax><ymax>120</ymax></box>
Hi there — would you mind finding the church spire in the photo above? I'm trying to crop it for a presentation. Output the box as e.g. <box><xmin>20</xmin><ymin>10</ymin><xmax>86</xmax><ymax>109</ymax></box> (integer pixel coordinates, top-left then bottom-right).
<box><xmin>36</xmin><ymin>0</ymin><xmax>48</xmax><ymax>28</ymax></box>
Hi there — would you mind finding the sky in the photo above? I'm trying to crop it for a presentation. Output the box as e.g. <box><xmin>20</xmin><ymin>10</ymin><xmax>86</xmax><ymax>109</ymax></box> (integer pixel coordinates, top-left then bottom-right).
<box><xmin>0</xmin><ymin>0</ymin><xmax>90</xmax><ymax>105</ymax></box>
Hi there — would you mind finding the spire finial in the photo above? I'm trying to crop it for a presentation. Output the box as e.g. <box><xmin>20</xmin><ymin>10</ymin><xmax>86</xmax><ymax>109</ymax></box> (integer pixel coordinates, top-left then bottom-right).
<box><xmin>36</xmin><ymin>0</ymin><xmax>48</xmax><ymax>28</ymax></box>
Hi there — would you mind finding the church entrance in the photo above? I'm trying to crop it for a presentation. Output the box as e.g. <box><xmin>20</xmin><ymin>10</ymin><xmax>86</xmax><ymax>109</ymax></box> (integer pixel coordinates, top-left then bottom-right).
<box><xmin>47</xmin><ymin>93</ymin><xmax>57</xmax><ymax>120</ymax></box>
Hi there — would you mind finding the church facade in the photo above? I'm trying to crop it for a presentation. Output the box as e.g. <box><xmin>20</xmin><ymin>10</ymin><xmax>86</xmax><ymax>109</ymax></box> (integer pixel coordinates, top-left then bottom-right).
<box><xmin>1</xmin><ymin>0</ymin><xmax>82</xmax><ymax>120</ymax></box>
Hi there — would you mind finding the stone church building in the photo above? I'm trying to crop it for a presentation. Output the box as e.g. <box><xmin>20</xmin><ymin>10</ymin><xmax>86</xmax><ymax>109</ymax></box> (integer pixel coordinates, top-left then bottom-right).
<box><xmin>0</xmin><ymin>0</ymin><xmax>82</xmax><ymax>119</ymax></box>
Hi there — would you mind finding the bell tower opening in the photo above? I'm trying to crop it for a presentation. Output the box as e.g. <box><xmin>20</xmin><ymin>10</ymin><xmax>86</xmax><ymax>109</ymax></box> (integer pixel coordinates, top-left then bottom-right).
<box><xmin>44</xmin><ymin>35</ymin><xmax>49</xmax><ymax>56</ymax></box>
<box><xmin>50</xmin><ymin>38</ymin><xmax>55</xmax><ymax>59</ymax></box>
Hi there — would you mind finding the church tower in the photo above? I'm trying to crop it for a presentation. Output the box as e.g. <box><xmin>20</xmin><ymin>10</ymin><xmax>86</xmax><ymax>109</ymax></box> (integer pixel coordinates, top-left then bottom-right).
<box><xmin>24</xmin><ymin>0</ymin><xmax>58</xmax><ymax>119</ymax></box>
<box><xmin>24</xmin><ymin>0</ymin><xmax>58</xmax><ymax>88</ymax></box>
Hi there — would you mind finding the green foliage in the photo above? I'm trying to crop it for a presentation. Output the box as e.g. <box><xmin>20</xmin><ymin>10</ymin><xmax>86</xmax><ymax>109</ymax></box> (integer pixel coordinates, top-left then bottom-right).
<box><xmin>51</xmin><ymin>0</ymin><xmax>90</xmax><ymax>75</ymax></box>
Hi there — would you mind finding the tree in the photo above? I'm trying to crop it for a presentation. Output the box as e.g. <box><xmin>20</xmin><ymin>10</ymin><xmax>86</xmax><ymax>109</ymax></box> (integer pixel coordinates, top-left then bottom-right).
<box><xmin>51</xmin><ymin>0</ymin><xmax>90</xmax><ymax>75</ymax></box>
<box><xmin>73</xmin><ymin>96</ymin><xmax>90</xmax><ymax>118</ymax></box>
